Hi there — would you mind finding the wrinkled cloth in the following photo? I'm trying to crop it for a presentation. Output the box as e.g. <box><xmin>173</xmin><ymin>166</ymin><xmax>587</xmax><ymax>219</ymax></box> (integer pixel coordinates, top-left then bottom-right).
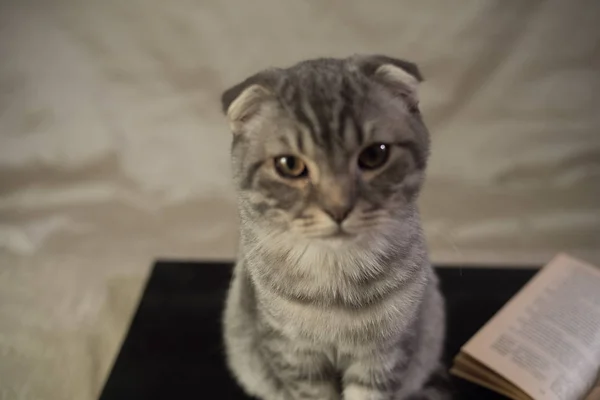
<box><xmin>0</xmin><ymin>0</ymin><xmax>599</xmax><ymax>399</ymax></box>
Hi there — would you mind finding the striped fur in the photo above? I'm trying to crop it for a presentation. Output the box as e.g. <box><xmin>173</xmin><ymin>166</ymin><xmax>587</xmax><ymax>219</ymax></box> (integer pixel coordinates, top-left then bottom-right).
<box><xmin>222</xmin><ymin>55</ymin><xmax>451</xmax><ymax>400</ymax></box>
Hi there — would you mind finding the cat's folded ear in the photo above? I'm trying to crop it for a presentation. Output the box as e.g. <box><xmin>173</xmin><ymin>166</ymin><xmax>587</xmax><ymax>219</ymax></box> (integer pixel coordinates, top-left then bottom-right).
<box><xmin>220</xmin><ymin>70</ymin><xmax>279</xmax><ymax>134</ymax></box>
<box><xmin>354</xmin><ymin>55</ymin><xmax>423</xmax><ymax>112</ymax></box>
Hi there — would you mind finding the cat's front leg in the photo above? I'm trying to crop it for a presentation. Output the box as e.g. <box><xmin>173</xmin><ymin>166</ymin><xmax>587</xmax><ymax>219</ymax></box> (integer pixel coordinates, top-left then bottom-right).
<box><xmin>342</xmin><ymin>369</ymin><xmax>400</xmax><ymax>400</ymax></box>
<box><xmin>404</xmin><ymin>365</ymin><xmax>453</xmax><ymax>400</ymax></box>
<box><xmin>261</xmin><ymin>341</ymin><xmax>340</xmax><ymax>400</ymax></box>
<box><xmin>341</xmin><ymin>348</ymin><xmax>406</xmax><ymax>400</ymax></box>
<box><xmin>280</xmin><ymin>377</ymin><xmax>340</xmax><ymax>400</ymax></box>
<box><xmin>342</xmin><ymin>356</ymin><xmax>452</xmax><ymax>400</ymax></box>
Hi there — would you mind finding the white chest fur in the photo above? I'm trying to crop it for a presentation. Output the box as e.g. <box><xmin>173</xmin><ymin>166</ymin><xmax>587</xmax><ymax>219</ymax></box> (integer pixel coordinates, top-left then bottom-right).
<box><xmin>255</xmin><ymin>268</ymin><xmax>426</xmax><ymax>346</ymax></box>
<box><xmin>246</xmin><ymin>229</ymin><xmax>429</xmax><ymax>345</ymax></box>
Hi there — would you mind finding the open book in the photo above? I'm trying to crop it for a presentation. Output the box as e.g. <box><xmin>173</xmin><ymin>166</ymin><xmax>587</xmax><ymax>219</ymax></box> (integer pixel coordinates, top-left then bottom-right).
<box><xmin>451</xmin><ymin>254</ymin><xmax>600</xmax><ymax>400</ymax></box>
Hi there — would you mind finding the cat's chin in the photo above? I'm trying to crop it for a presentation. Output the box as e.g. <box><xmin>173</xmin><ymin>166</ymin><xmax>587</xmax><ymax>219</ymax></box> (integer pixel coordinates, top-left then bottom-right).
<box><xmin>309</xmin><ymin>230</ymin><xmax>365</xmax><ymax>248</ymax></box>
<box><xmin>317</xmin><ymin>233</ymin><xmax>353</xmax><ymax>244</ymax></box>
<box><xmin>288</xmin><ymin>226</ymin><xmax>382</xmax><ymax>249</ymax></box>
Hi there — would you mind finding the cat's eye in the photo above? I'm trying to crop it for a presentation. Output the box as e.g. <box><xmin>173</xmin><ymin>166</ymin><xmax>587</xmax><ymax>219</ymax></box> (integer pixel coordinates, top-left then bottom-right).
<box><xmin>274</xmin><ymin>155</ymin><xmax>308</xmax><ymax>179</ymax></box>
<box><xmin>358</xmin><ymin>143</ymin><xmax>390</xmax><ymax>170</ymax></box>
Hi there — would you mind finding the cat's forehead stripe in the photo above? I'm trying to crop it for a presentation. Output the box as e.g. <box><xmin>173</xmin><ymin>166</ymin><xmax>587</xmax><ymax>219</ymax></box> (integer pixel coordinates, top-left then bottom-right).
<box><xmin>293</xmin><ymin>96</ymin><xmax>323</xmax><ymax>150</ymax></box>
<box><xmin>314</xmin><ymin>100</ymin><xmax>335</xmax><ymax>152</ymax></box>
<box><xmin>294</xmin><ymin>127</ymin><xmax>305</xmax><ymax>154</ymax></box>
<box><xmin>348</xmin><ymin>109</ymin><xmax>365</xmax><ymax>148</ymax></box>
<box><xmin>285</xmin><ymin>90</ymin><xmax>366</xmax><ymax>156</ymax></box>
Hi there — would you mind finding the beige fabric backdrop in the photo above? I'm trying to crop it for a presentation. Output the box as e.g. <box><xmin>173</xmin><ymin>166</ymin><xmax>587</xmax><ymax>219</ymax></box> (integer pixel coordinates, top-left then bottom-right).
<box><xmin>1</xmin><ymin>0</ymin><xmax>599</xmax><ymax>398</ymax></box>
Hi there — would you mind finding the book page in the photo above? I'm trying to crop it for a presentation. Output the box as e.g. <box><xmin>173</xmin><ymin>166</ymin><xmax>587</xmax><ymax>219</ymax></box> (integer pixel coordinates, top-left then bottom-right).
<box><xmin>462</xmin><ymin>254</ymin><xmax>600</xmax><ymax>400</ymax></box>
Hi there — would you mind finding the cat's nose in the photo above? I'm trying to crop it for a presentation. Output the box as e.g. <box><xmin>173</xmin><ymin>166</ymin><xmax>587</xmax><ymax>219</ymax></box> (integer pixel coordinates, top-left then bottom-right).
<box><xmin>324</xmin><ymin>205</ymin><xmax>352</xmax><ymax>224</ymax></box>
<box><xmin>320</xmin><ymin>178</ymin><xmax>356</xmax><ymax>224</ymax></box>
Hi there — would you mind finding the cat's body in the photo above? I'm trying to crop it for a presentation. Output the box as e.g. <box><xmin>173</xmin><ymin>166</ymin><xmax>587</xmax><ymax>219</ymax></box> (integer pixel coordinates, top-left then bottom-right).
<box><xmin>221</xmin><ymin>56</ymin><xmax>450</xmax><ymax>400</ymax></box>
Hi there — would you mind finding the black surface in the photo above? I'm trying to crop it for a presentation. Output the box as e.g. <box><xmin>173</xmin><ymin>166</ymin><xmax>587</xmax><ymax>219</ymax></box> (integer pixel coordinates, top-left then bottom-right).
<box><xmin>99</xmin><ymin>261</ymin><xmax>538</xmax><ymax>400</ymax></box>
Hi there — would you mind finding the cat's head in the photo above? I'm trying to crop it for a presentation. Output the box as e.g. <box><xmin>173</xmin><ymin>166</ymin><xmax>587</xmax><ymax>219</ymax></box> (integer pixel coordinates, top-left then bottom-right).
<box><xmin>221</xmin><ymin>55</ymin><xmax>429</xmax><ymax>248</ymax></box>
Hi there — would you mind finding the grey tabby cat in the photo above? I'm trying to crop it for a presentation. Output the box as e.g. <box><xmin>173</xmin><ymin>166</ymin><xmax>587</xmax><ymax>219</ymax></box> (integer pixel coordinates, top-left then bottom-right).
<box><xmin>221</xmin><ymin>55</ymin><xmax>451</xmax><ymax>400</ymax></box>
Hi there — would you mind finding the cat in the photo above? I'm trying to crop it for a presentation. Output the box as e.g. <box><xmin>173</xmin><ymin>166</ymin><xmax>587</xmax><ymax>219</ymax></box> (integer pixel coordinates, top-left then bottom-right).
<box><xmin>221</xmin><ymin>55</ymin><xmax>451</xmax><ymax>400</ymax></box>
